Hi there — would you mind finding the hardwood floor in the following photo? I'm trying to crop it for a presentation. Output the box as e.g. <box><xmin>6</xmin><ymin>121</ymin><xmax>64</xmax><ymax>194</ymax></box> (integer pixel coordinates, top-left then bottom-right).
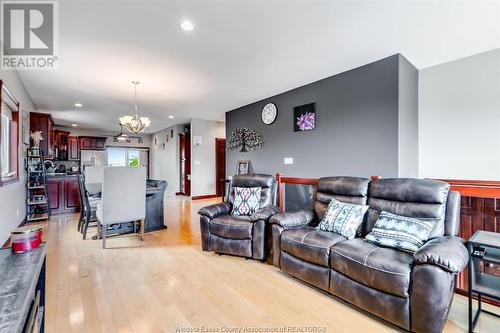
<box><xmin>39</xmin><ymin>196</ymin><xmax>499</xmax><ymax>333</ymax></box>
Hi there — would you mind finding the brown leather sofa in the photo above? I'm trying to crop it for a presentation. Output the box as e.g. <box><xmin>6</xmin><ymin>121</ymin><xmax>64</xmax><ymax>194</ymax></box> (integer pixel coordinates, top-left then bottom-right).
<box><xmin>271</xmin><ymin>177</ymin><xmax>468</xmax><ymax>333</ymax></box>
<box><xmin>198</xmin><ymin>174</ymin><xmax>279</xmax><ymax>260</ymax></box>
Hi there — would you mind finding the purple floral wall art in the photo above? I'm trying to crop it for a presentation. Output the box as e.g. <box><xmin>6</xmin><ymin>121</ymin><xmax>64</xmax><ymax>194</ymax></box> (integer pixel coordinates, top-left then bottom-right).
<box><xmin>294</xmin><ymin>103</ymin><xmax>316</xmax><ymax>132</ymax></box>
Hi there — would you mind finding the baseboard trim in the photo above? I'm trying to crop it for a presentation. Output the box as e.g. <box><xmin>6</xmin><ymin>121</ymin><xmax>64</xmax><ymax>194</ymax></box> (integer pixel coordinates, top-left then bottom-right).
<box><xmin>2</xmin><ymin>218</ymin><xmax>27</xmax><ymax>248</ymax></box>
<box><xmin>191</xmin><ymin>194</ymin><xmax>218</xmax><ymax>200</ymax></box>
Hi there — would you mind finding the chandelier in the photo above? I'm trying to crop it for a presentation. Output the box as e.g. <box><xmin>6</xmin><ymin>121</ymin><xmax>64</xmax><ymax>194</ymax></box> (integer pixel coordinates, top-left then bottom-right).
<box><xmin>115</xmin><ymin>123</ymin><xmax>128</xmax><ymax>141</ymax></box>
<box><xmin>119</xmin><ymin>81</ymin><xmax>151</xmax><ymax>134</ymax></box>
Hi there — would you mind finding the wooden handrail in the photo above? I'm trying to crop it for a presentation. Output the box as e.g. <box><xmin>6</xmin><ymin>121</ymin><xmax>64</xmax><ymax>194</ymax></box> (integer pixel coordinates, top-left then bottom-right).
<box><xmin>275</xmin><ymin>174</ymin><xmax>500</xmax><ymax>209</ymax></box>
<box><xmin>437</xmin><ymin>178</ymin><xmax>500</xmax><ymax>187</ymax></box>
<box><xmin>275</xmin><ymin>174</ymin><xmax>380</xmax><ymax>210</ymax></box>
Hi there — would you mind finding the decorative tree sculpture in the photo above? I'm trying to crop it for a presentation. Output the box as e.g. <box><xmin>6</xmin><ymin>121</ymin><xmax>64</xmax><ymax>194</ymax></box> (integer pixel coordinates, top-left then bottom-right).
<box><xmin>227</xmin><ymin>128</ymin><xmax>263</xmax><ymax>152</ymax></box>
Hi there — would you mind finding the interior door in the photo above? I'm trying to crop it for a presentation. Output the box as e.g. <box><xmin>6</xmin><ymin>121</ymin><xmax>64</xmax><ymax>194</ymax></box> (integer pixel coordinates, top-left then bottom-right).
<box><xmin>215</xmin><ymin>138</ymin><xmax>226</xmax><ymax>197</ymax></box>
<box><xmin>179</xmin><ymin>133</ymin><xmax>191</xmax><ymax>196</ymax></box>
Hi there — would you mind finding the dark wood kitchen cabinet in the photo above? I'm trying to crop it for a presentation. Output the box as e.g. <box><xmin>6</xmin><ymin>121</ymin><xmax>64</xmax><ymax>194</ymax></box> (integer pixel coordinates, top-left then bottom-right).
<box><xmin>47</xmin><ymin>176</ymin><xmax>80</xmax><ymax>214</ymax></box>
<box><xmin>47</xmin><ymin>178</ymin><xmax>61</xmax><ymax>211</ymax></box>
<box><xmin>54</xmin><ymin>130</ymin><xmax>70</xmax><ymax>160</ymax></box>
<box><xmin>68</xmin><ymin>136</ymin><xmax>80</xmax><ymax>160</ymax></box>
<box><xmin>79</xmin><ymin>136</ymin><xmax>106</xmax><ymax>150</ymax></box>
<box><xmin>29</xmin><ymin>112</ymin><xmax>55</xmax><ymax>158</ymax></box>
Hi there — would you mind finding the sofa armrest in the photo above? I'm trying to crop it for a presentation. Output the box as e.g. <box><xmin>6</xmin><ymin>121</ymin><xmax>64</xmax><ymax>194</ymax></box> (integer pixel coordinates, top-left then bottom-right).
<box><xmin>413</xmin><ymin>236</ymin><xmax>468</xmax><ymax>273</ymax></box>
<box><xmin>270</xmin><ymin>210</ymin><xmax>315</xmax><ymax>228</ymax></box>
<box><xmin>250</xmin><ymin>206</ymin><xmax>280</xmax><ymax>222</ymax></box>
<box><xmin>198</xmin><ymin>202</ymin><xmax>232</xmax><ymax>219</ymax></box>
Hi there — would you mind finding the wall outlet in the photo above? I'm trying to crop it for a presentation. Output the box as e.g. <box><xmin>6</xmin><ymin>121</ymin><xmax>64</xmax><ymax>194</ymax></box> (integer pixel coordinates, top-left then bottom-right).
<box><xmin>284</xmin><ymin>157</ymin><xmax>294</xmax><ymax>165</ymax></box>
<box><xmin>194</xmin><ymin>160</ymin><xmax>201</xmax><ymax>166</ymax></box>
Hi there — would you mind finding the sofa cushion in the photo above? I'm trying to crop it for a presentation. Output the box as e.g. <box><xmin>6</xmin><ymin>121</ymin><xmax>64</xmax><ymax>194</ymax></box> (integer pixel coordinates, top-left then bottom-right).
<box><xmin>232</xmin><ymin>186</ymin><xmax>261</xmax><ymax>216</ymax></box>
<box><xmin>229</xmin><ymin>174</ymin><xmax>276</xmax><ymax>209</ymax></box>
<box><xmin>281</xmin><ymin>226</ymin><xmax>346</xmax><ymax>267</ymax></box>
<box><xmin>317</xmin><ymin>198</ymin><xmax>368</xmax><ymax>240</ymax></box>
<box><xmin>365</xmin><ymin>211</ymin><xmax>434</xmax><ymax>253</ymax></box>
<box><xmin>209</xmin><ymin>215</ymin><xmax>252</xmax><ymax>239</ymax></box>
<box><xmin>367</xmin><ymin>178</ymin><xmax>450</xmax><ymax>238</ymax></box>
<box><xmin>330</xmin><ymin>238</ymin><xmax>414</xmax><ymax>297</ymax></box>
<box><xmin>314</xmin><ymin>177</ymin><xmax>370</xmax><ymax>233</ymax></box>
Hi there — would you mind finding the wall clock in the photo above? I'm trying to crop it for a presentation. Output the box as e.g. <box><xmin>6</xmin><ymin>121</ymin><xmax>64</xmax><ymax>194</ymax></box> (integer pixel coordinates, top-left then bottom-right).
<box><xmin>261</xmin><ymin>102</ymin><xmax>278</xmax><ymax>125</ymax></box>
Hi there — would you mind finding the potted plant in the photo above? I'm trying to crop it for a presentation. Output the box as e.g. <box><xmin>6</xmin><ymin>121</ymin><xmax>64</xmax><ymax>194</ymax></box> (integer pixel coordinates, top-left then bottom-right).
<box><xmin>29</xmin><ymin>131</ymin><xmax>44</xmax><ymax>156</ymax></box>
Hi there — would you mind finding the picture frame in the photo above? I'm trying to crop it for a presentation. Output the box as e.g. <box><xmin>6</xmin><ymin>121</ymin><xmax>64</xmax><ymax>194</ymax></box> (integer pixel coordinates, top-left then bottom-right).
<box><xmin>236</xmin><ymin>160</ymin><xmax>250</xmax><ymax>175</ymax></box>
<box><xmin>294</xmin><ymin>102</ymin><xmax>316</xmax><ymax>132</ymax></box>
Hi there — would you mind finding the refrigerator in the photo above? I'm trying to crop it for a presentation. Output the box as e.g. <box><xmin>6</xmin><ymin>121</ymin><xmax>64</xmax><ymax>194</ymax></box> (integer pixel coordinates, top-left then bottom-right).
<box><xmin>80</xmin><ymin>150</ymin><xmax>107</xmax><ymax>168</ymax></box>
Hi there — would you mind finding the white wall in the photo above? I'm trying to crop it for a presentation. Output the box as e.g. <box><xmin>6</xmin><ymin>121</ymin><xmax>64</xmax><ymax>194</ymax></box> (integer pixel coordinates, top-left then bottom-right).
<box><xmin>419</xmin><ymin>48</ymin><xmax>500</xmax><ymax>180</ymax></box>
<box><xmin>190</xmin><ymin>119</ymin><xmax>225</xmax><ymax>197</ymax></box>
<box><xmin>0</xmin><ymin>71</ymin><xmax>36</xmax><ymax>244</ymax></box>
<box><xmin>150</xmin><ymin>124</ymin><xmax>185</xmax><ymax>195</ymax></box>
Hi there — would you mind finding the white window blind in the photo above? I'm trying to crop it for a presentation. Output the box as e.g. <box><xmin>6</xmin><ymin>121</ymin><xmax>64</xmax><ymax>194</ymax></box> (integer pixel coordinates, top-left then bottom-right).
<box><xmin>1</xmin><ymin>102</ymin><xmax>13</xmax><ymax>179</ymax></box>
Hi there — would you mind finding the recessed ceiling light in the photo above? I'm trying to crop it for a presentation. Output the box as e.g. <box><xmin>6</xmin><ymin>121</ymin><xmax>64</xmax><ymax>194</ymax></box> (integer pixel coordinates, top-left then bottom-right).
<box><xmin>74</xmin><ymin>103</ymin><xmax>83</xmax><ymax>107</ymax></box>
<box><xmin>168</xmin><ymin>115</ymin><xmax>174</xmax><ymax>119</ymax></box>
<box><xmin>71</xmin><ymin>124</ymin><xmax>78</xmax><ymax>127</ymax></box>
<box><xmin>180</xmin><ymin>20</ymin><xmax>194</xmax><ymax>31</ymax></box>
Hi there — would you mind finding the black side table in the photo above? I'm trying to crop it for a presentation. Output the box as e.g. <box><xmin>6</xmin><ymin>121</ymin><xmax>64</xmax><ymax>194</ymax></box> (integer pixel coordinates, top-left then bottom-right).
<box><xmin>467</xmin><ymin>230</ymin><xmax>500</xmax><ymax>332</ymax></box>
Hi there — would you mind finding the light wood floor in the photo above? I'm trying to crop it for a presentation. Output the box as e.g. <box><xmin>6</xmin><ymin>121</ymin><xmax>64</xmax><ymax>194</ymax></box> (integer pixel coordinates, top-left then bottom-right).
<box><xmin>40</xmin><ymin>196</ymin><xmax>499</xmax><ymax>333</ymax></box>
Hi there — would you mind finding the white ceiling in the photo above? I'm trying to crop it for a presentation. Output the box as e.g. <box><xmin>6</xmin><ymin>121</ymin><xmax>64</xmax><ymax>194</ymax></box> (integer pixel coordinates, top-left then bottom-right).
<box><xmin>17</xmin><ymin>0</ymin><xmax>500</xmax><ymax>133</ymax></box>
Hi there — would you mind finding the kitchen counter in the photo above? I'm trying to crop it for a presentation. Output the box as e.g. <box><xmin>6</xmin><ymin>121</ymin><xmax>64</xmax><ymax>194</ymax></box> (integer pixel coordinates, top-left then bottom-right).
<box><xmin>0</xmin><ymin>244</ymin><xmax>46</xmax><ymax>333</ymax></box>
<box><xmin>45</xmin><ymin>172</ymin><xmax>80</xmax><ymax>178</ymax></box>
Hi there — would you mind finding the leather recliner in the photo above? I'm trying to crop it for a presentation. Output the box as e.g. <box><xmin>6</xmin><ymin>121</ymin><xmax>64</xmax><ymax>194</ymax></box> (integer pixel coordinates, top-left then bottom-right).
<box><xmin>271</xmin><ymin>177</ymin><xmax>468</xmax><ymax>333</ymax></box>
<box><xmin>198</xmin><ymin>174</ymin><xmax>279</xmax><ymax>260</ymax></box>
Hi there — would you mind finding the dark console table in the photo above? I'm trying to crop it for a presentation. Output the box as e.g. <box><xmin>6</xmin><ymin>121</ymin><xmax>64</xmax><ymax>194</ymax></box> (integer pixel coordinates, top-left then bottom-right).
<box><xmin>467</xmin><ymin>230</ymin><xmax>500</xmax><ymax>332</ymax></box>
<box><xmin>86</xmin><ymin>179</ymin><xmax>167</xmax><ymax>238</ymax></box>
<box><xmin>0</xmin><ymin>244</ymin><xmax>46</xmax><ymax>333</ymax></box>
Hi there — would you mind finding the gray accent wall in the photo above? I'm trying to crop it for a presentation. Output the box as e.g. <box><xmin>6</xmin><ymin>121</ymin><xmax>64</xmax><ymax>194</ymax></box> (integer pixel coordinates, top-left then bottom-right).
<box><xmin>226</xmin><ymin>54</ymin><xmax>418</xmax><ymax>178</ymax></box>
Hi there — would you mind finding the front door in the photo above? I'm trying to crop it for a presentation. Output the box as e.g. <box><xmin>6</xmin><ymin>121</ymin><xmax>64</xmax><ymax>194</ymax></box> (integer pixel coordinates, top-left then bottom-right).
<box><xmin>179</xmin><ymin>133</ymin><xmax>191</xmax><ymax>196</ymax></box>
<box><xmin>215</xmin><ymin>138</ymin><xmax>226</xmax><ymax>197</ymax></box>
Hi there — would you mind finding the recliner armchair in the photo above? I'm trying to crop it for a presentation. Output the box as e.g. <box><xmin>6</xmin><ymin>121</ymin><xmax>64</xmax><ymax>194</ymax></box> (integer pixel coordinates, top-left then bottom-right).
<box><xmin>198</xmin><ymin>174</ymin><xmax>279</xmax><ymax>260</ymax></box>
<box><xmin>271</xmin><ymin>177</ymin><xmax>468</xmax><ymax>333</ymax></box>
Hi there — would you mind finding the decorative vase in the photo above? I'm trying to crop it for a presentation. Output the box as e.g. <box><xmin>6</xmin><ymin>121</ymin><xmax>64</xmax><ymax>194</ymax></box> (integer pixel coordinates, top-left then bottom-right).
<box><xmin>30</xmin><ymin>147</ymin><xmax>39</xmax><ymax>156</ymax></box>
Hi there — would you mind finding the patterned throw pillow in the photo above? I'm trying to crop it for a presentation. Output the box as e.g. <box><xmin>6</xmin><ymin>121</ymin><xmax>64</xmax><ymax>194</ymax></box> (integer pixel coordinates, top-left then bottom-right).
<box><xmin>365</xmin><ymin>211</ymin><xmax>434</xmax><ymax>253</ymax></box>
<box><xmin>316</xmin><ymin>198</ymin><xmax>369</xmax><ymax>240</ymax></box>
<box><xmin>232</xmin><ymin>186</ymin><xmax>261</xmax><ymax>216</ymax></box>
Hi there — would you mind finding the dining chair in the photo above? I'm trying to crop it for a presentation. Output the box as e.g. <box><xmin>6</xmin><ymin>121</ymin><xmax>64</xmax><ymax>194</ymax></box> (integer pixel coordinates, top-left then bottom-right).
<box><xmin>96</xmin><ymin>166</ymin><xmax>146</xmax><ymax>249</ymax></box>
<box><xmin>77</xmin><ymin>175</ymin><xmax>100</xmax><ymax>239</ymax></box>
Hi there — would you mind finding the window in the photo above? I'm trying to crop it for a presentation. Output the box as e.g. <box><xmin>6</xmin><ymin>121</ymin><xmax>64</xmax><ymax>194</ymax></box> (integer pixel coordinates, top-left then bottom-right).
<box><xmin>107</xmin><ymin>148</ymin><xmax>127</xmax><ymax>166</ymax></box>
<box><xmin>128</xmin><ymin>150</ymin><xmax>140</xmax><ymax>167</ymax></box>
<box><xmin>107</xmin><ymin>147</ymin><xmax>148</xmax><ymax>168</ymax></box>
<box><xmin>0</xmin><ymin>81</ymin><xmax>19</xmax><ymax>186</ymax></box>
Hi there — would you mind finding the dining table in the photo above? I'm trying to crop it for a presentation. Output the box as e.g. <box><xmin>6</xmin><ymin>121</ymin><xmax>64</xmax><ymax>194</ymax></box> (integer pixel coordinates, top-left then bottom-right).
<box><xmin>86</xmin><ymin>179</ymin><xmax>167</xmax><ymax>237</ymax></box>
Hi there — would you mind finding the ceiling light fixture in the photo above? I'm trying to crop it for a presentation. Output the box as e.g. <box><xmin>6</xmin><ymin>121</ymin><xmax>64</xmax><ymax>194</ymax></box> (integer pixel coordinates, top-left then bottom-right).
<box><xmin>168</xmin><ymin>115</ymin><xmax>174</xmax><ymax>119</ymax></box>
<box><xmin>71</xmin><ymin>124</ymin><xmax>78</xmax><ymax>127</ymax></box>
<box><xmin>180</xmin><ymin>20</ymin><xmax>194</xmax><ymax>31</ymax></box>
<box><xmin>115</xmin><ymin>123</ymin><xmax>128</xmax><ymax>141</ymax></box>
<box><xmin>74</xmin><ymin>103</ymin><xmax>83</xmax><ymax>107</ymax></box>
<box><xmin>119</xmin><ymin>81</ymin><xmax>151</xmax><ymax>134</ymax></box>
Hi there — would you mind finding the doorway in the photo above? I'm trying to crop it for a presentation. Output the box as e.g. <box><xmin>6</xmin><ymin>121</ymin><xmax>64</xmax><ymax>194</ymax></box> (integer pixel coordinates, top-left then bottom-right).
<box><xmin>215</xmin><ymin>138</ymin><xmax>226</xmax><ymax>197</ymax></box>
<box><xmin>179</xmin><ymin>132</ymin><xmax>191</xmax><ymax>196</ymax></box>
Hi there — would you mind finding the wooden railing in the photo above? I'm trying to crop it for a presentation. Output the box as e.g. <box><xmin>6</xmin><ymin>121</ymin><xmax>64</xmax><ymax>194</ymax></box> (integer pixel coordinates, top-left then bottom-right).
<box><xmin>275</xmin><ymin>173</ymin><xmax>379</xmax><ymax>211</ymax></box>
<box><xmin>437</xmin><ymin>178</ymin><xmax>500</xmax><ymax>198</ymax></box>
<box><xmin>275</xmin><ymin>174</ymin><xmax>500</xmax><ymax>305</ymax></box>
